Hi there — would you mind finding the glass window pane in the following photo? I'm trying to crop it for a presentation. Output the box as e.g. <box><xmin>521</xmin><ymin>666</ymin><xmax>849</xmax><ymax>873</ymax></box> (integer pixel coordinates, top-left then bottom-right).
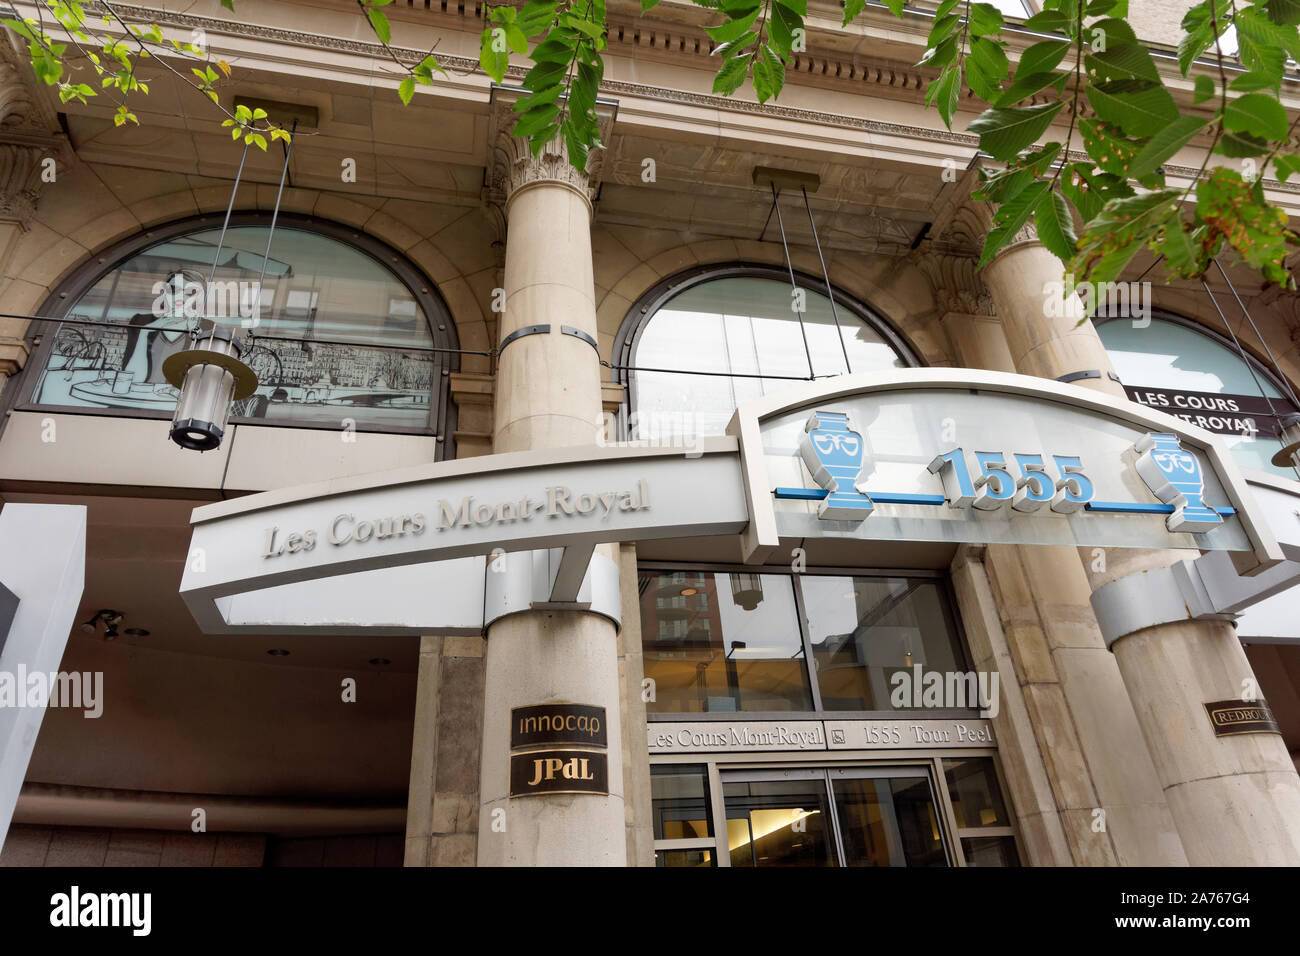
<box><xmin>651</xmin><ymin>764</ymin><xmax>713</xmax><ymax>840</ymax></box>
<box><xmin>801</xmin><ymin>576</ymin><xmax>964</xmax><ymax>712</ymax></box>
<box><xmin>640</xmin><ymin>572</ymin><xmax>812</xmax><ymax>713</ymax></box>
<box><xmin>1097</xmin><ymin>317</ymin><xmax>1294</xmax><ymax>477</ymax></box>
<box><xmin>833</xmin><ymin>775</ymin><xmax>948</xmax><ymax>867</ymax></box>
<box><xmin>655</xmin><ymin>848</ymin><xmax>714</xmax><ymax>867</ymax></box>
<box><xmin>723</xmin><ymin>778</ymin><xmax>836</xmax><ymax>867</ymax></box>
<box><xmin>32</xmin><ymin>225</ymin><xmax>439</xmax><ymax>431</ymax></box>
<box><xmin>944</xmin><ymin>757</ymin><xmax>1012</xmax><ymax>829</ymax></box>
<box><xmin>631</xmin><ymin>277</ymin><xmax>905</xmax><ymax>442</ymax></box>
<box><xmin>962</xmin><ymin>835</ymin><xmax>1020</xmax><ymax>867</ymax></box>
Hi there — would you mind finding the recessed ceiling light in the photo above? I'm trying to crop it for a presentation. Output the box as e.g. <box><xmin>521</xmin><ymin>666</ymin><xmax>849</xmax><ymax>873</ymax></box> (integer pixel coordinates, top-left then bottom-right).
<box><xmin>123</xmin><ymin>627</ymin><xmax>150</xmax><ymax>637</ymax></box>
<box><xmin>680</xmin><ymin>588</ymin><xmax>698</xmax><ymax>596</ymax></box>
<box><xmin>267</xmin><ymin>648</ymin><xmax>290</xmax><ymax>657</ymax></box>
<box><xmin>369</xmin><ymin>657</ymin><xmax>391</xmax><ymax>666</ymax></box>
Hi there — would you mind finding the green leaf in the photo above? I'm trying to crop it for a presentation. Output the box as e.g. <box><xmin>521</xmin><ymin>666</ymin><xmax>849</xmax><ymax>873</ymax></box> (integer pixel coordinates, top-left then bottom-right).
<box><xmin>1197</xmin><ymin>167</ymin><xmax>1300</xmax><ymax>286</ymax></box>
<box><xmin>706</xmin><ymin>8</ymin><xmax>760</xmax><ymax>44</ymax></box>
<box><xmin>969</xmin><ymin>36</ymin><xmax>1009</xmax><ymax>84</ymax></box>
<box><xmin>770</xmin><ymin>3</ymin><xmax>801</xmax><ymax>57</ymax></box>
<box><xmin>713</xmin><ymin>51</ymin><xmax>752</xmax><ymax>95</ymax></box>
<box><xmin>1070</xmin><ymin>189</ymin><xmax>1179</xmax><ymax>285</ymax></box>
<box><xmin>505</xmin><ymin>23</ymin><xmax>529</xmax><ymax>54</ymax></box>
<box><xmin>774</xmin><ymin>0</ymin><xmax>807</xmax><ymax>15</ymax></box>
<box><xmin>513</xmin><ymin>103</ymin><xmax>560</xmax><ymax>137</ymax></box>
<box><xmin>1216</xmin><ymin>129</ymin><xmax>1272</xmax><ymax>158</ymax></box>
<box><xmin>1023</xmin><ymin>10</ymin><xmax>1069</xmax><ymax>32</ymax></box>
<box><xmin>1235</xmin><ymin>8</ymin><xmax>1291</xmax><ymax>79</ymax></box>
<box><xmin>883</xmin><ymin>0</ymin><xmax>905</xmax><ymax>15</ymax></box>
<box><xmin>1086</xmin><ymin>43</ymin><xmax>1161</xmax><ymax>86</ymax></box>
<box><xmin>480</xmin><ymin>29</ymin><xmax>510</xmax><ymax>84</ymax></box>
<box><xmin>1034</xmin><ymin>188</ymin><xmax>1078</xmax><ymax>260</ymax></box>
<box><xmin>927</xmin><ymin>64</ymin><xmax>961</xmax><ymax>130</ymax></box>
<box><xmin>1193</xmin><ymin>74</ymin><xmax>1214</xmax><ymax>103</ymax></box>
<box><xmin>1177</xmin><ymin>21</ymin><xmax>1215</xmax><ymax>75</ymax></box>
<box><xmin>398</xmin><ymin>75</ymin><xmax>414</xmax><ymax>105</ymax></box>
<box><xmin>994</xmin><ymin>71</ymin><xmax>1065</xmax><ymax>107</ymax></box>
<box><xmin>1154</xmin><ymin>208</ymin><xmax>1202</xmax><ymax>278</ymax></box>
<box><xmin>1078</xmin><ymin>117</ymin><xmax>1142</xmax><ymax>177</ymax></box>
<box><xmin>969</xmin><ymin>2</ymin><xmax>1003</xmax><ymax>37</ymax></box>
<box><xmin>1126</xmin><ymin>115</ymin><xmax>1207</xmax><ymax>180</ymax></box>
<box><xmin>1015</xmin><ymin>39</ymin><xmax>1070</xmax><ymax>78</ymax></box>
<box><xmin>1274</xmin><ymin>153</ymin><xmax>1300</xmax><ymax>181</ymax></box>
<box><xmin>968</xmin><ymin>102</ymin><xmax>1065</xmax><ymax>162</ymax></box>
<box><xmin>1223</xmin><ymin>91</ymin><xmax>1290</xmax><ymax>141</ymax></box>
<box><xmin>841</xmin><ymin>0</ymin><xmax>865</xmax><ymax>26</ymax></box>
<box><xmin>366</xmin><ymin>7</ymin><xmax>391</xmax><ymax>45</ymax></box>
<box><xmin>1265</xmin><ymin>0</ymin><xmax>1300</xmax><ymax>26</ymax></box>
<box><xmin>641</xmin><ymin>0</ymin><xmax>660</xmax><ymax>10</ymax></box>
<box><xmin>978</xmin><ymin>180</ymin><xmax>1049</xmax><ymax>268</ymax></box>
<box><xmin>221</xmin><ymin>0</ymin><xmax>234</xmax><ymax>9</ymax></box>
<box><xmin>1230</xmin><ymin>70</ymin><xmax>1281</xmax><ymax>93</ymax></box>
<box><xmin>1085</xmin><ymin>79</ymin><xmax>1178</xmax><ymax>138</ymax></box>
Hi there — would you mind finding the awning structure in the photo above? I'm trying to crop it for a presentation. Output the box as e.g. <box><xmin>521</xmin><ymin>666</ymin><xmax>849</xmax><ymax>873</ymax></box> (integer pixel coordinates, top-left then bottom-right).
<box><xmin>177</xmin><ymin>370</ymin><xmax>1299</xmax><ymax>643</ymax></box>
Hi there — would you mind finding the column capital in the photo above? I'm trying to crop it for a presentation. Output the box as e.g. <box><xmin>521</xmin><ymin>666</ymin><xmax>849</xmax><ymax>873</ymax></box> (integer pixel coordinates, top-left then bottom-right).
<box><xmin>0</xmin><ymin>42</ymin><xmax>70</xmax><ymax>227</ymax></box>
<box><xmin>485</xmin><ymin>86</ymin><xmax>616</xmax><ymax>217</ymax></box>
<box><xmin>910</xmin><ymin>249</ymin><xmax>996</xmax><ymax>317</ymax></box>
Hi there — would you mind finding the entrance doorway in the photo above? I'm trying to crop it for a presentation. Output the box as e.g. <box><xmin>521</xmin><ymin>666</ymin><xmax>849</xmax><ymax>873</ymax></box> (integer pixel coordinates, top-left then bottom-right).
<box><xmin>723</xmin><ymin>766</ymin><xmax>947</xmax><ymax>867</ymax></box>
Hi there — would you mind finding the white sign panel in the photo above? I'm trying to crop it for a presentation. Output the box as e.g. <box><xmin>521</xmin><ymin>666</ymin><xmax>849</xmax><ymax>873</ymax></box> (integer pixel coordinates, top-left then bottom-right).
<box><xmin>647</xmin><ymin>718</ymin><xmax>996</xmax><ymax>754</ymax></box>
<box><xmin>730</xmin><ymin>370</ymin><xmax>1283</xmax><ymax>566</ymax></box>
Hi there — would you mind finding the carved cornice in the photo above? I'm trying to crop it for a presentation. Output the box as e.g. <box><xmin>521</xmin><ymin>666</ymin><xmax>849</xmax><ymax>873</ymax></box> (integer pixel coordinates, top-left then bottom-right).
<box><xmin>485</xmin><ymin>87</ymin><xmax>617</xmax><ymax>215</ymax></box>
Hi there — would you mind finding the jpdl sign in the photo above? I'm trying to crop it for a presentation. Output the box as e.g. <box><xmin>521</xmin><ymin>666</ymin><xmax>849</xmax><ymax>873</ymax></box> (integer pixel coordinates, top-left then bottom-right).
<box><xmin>730</xmin><ymin>370</ymin><xmax>1280</xmax><ymax>564</ymax></box>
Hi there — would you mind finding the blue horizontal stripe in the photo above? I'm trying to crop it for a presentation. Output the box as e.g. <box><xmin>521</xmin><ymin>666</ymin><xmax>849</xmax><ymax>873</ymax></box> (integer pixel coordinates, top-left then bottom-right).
<box><xmin>1086</xmin><ymin>500</ymin><xmax>1237</xmax><ymax>517</ymax></box>
<box><xmin>772</xmin><ymin>488</ymin><xmax>946</xmax><ymax>506</ymax></box>
<box><xmin>773</xmin><ymin>488</ymin><xmax>1237</xmax><ymax>517</ymax></box>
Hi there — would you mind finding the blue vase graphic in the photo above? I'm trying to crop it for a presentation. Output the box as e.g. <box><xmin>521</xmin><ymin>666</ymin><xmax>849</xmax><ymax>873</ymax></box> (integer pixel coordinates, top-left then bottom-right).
<box><xmin>1134</xmin><ymin>432</ymin><xmax>1222</xmax><ymax>533</ymax></box>
<box><xmin>799</xmin><ymin>410</ymin><xmax>873</xmax><ymax>521</ymax></box>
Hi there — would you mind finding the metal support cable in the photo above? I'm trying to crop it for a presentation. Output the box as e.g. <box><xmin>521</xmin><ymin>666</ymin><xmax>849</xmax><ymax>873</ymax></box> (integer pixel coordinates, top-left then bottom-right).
<box><xmin>1211</xmin><ymin>258</ymin><xmax>1300</xmax><ymax>409</ymax></box>
<box><xmin>247</xmin><ymin>121</ymin><xmax>299</xmax><ymax>340</ymax></box>
<box><xmin>770</xmin><ymin>182</ymin><xmax>816</xmax><ymax>380</ymax></box>
<box><xmin>204</xmin><ymin>141</ymin><xmax>251</xmax><ymax>297</ymax></box>
<box><xmin>1201</xmin><ymin>278</ymin><xmax>1285</xmax><ymax>422</ymax></box>
<box><xmin>802</xmin><ymin>185</ymin><xmax>852</xmax><ymax>374</ymax></box>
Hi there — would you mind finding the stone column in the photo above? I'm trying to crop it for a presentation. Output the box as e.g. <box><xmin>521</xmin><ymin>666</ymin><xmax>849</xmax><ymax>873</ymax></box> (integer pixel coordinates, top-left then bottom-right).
<box><xmin>939</xmin><ymin>302</ymin><xmax>1184</xmax><ymax>865</ymax></box>
<box><xmin>0</xmin><ymin>51</ymin><xmax>66</xmax><ymax>400</ymax></box>
<box><xmin>476</xmin><ymin>94</ymin><xmax>625</xmax><ymax>865</ymax></box>
<box><xmin>981</xmin><ymin>226</ymin><xmax>1300</xmax><ymax>865</ymax></box>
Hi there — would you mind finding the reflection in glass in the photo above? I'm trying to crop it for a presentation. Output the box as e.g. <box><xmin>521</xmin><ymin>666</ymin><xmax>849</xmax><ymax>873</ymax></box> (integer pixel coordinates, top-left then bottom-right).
<box><xmin>800</xmin><ymin>576</ymin><xmax>965</xmax><ymax>711</ymax></box>
<box><xmin>631</xmin><ymin>276</ymin><xmax>905</xmax><ymax>441</ymax></box>
<box><xmin>944</xmin><ymin>757</ymin><xmax>1010</xmax><ymax>830</ymax></box>
<box><xmin>962</xmin><ymin>836</ymin><xmax>1020</xmax><ymax>866</ymax></box>
<box><xmin>31</xmin><ymin>225</ymin><xmax>438</xmax><ymax>430</ymax></box>
<box><xmin>833</xmin><ymin>775</ymin><xmax>947</xmax><ymax>867</ymax></box>
<box><xmin>1097</xmin><ymin>317</ymin><xmax>1294</xmax><ymax>477</ymax></box>
<box><xmin>724</xmin><ymin>779</ymin><xmax>835</xmax><ymax>867</ymax></box>
<box><xmin>640</xmin><ymin>571</ymin><xmax>811</xmax><ymax>713</ymax></box>
<box><xmin>655</xmin><ymin>848</ymin><xmax>714</xmax><ymax>867</ymax></box>
<box><xmin>651</xmin><ymin>765</ymin><xmax>713</xmax><ymax>841</ymax></box>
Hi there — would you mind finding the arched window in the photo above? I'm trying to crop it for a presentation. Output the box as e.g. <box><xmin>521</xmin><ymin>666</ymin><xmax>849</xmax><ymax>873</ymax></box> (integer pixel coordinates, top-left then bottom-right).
<box><xmin>25</xmin><ymin>213</ymin><xmax>457</xmax><ymax>438</ymax></box>
<box><xmin>614</xmin><ymin>266</ymin><xmax>915</xmax><ymax>440</ymax></box>
<box><xmin>1096</xmin><ymin>314</ymin><xmax>1298</xmax><ymax>478</ymax></box>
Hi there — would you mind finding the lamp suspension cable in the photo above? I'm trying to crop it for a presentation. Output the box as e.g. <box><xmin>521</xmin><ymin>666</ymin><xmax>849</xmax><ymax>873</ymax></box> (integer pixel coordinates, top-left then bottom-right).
<box><xmin>246</xmin><ymin>120</ymin><xmax>299</xmax><ymax>340</ymax></box>
<box><xmin>202</xmin><ymin>139</ymin><xmax>252</xmax><ymax>330</ymax></box>
<box><xmin>801</xmin><ymin>185</ymin><xmax>852</xmax><ymax>375</ymax></box>
<box><xmin>1200</xmin><ymin>278</ymin><xmax>1282</xmax><ymax>418</ymax></box>
<box><xmin>1211</xmin><ymin>258</ymin><xmax>1300</xmax><ymax>409</ymax></box>
<box><xmin>770</xmin><ymin>182</ymin><xmax>816</xmax><ymax>380</ymax></box>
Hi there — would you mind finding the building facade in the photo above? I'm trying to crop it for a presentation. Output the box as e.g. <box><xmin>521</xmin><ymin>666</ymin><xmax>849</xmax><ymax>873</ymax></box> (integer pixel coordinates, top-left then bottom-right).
<box><xmin>0</xmin><ymin>0</ymin><xmax>1298</xmax><ymax>867</ymax></box>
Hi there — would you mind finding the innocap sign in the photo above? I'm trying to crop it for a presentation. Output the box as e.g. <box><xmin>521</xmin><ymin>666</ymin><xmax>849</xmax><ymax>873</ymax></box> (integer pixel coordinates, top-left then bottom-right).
<box><xmin>178</xmin><ymin>369</ymin><xmax>1285</xmax><ymax>638</ymax></box>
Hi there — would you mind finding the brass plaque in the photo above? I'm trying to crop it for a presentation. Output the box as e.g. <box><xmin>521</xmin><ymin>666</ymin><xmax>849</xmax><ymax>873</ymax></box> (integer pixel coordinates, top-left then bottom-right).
<box><xmin>510</xmin><ymin>750</ymin><xmax>608</xmax><ymax>797</ymax></box>
<box><xmin>511</xmin><ymin>703</ymin><xmax>607</xmax><ymax>749</ymax></box>
<box><xmin>1204</xmin><ymin>698</ymin><xmax>1281</xmax><ymax>737</ymax></box>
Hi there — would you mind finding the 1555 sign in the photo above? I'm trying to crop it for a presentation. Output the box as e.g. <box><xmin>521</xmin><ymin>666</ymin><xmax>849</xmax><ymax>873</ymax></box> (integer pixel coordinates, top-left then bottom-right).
<box><xmin>928</xmin><ymin>448</ymin><xmax>1094</xmax><ymax>513</ymax></box>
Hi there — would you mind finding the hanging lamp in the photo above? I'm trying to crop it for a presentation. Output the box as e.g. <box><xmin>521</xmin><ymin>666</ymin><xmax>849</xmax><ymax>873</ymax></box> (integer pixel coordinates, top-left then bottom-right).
<box><xmin>164</xmin><ymin>121</ymin><xmax>296</xmax><ymax>451</ymax></box>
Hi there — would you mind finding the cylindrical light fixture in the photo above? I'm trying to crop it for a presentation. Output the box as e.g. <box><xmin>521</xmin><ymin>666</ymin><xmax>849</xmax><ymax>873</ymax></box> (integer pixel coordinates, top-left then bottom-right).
<box><xmin>730</xmin><ymin>573</ymin><xmax>764</xmax><ymax>611</ymax></box>
<box><xmin>1272</xmin><ymin>413</ymin><xmax>1300</xmax><ymax>469</ymax></box>
<box><xmin>163</xmin><ymin>325</ymin><xmax>258</xmax><ymax>451</ymax></box>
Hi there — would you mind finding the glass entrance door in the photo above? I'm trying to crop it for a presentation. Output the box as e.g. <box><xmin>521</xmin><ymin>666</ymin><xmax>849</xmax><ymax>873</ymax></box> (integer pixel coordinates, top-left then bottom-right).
<box><xmin>722</xmin><ymin>766</ymin><xmax>950</xmax><ymax>867</ymax></box>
